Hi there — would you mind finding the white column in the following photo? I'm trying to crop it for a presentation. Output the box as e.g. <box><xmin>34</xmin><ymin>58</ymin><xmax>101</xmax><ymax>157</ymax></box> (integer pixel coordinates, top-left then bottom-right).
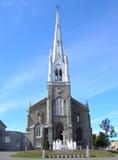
<box><xmin>64</xmin><ymin>55</ymin><xmax>69</xmax><ymax>82</ymax></box>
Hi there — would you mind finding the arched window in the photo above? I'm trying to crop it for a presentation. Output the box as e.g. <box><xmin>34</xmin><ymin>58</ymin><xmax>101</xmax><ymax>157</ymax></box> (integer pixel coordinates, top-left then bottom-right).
<box><xmin>55</xmin><ymin>98</ymin><xmax>64</xmax><ymax>115</ymax></box>
<box><xmin>35</xmin><ymin>125</ymin><xmax>41</xmax><ymax>137</ymax></box>
<box><xmin>55</xmin><ymin>68</ymin><xmax>58</xmax><ymax>81</ymax></box>
<box><xmin>59</xmin><ymin>68</ymin><xmax>62</xmax><ymax>81</ymax></box>
<box><xmin>55</xmin><ymin>68</ymin><xmax>62</xmax><ymax>81</ymax></box>
<box><xmin>77</xmin><ymin>115</ymin><xmax>80</xmax><ymax>123</ymax></box>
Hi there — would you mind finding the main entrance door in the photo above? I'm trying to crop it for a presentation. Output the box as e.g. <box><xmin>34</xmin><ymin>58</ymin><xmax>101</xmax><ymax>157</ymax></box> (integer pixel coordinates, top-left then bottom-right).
<box><xmin>56</xmin><ymin>124</ymin><xmax>64</xmax><ymax>140</ymax></box>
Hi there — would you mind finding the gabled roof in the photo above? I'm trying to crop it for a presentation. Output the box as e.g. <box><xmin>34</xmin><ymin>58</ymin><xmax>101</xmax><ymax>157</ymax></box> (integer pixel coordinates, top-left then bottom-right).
<box><xmin>29</xmin><ymin>97</ymin><xmax>47</xmax><ymax>111</ymax></box>
<box><xmin>29</xmin><ymin>122</ymin><xmax>46</xmax><ymax>129</ymax></box>
<box><xmin>0</xmin><ymin>120</ymin><xmax>7</xmax><ymax>128</ymax></box>
<box><xmin>71</xmin><ymin>97</ymin><xmax>89</xmax><ymax>111</ymax></box>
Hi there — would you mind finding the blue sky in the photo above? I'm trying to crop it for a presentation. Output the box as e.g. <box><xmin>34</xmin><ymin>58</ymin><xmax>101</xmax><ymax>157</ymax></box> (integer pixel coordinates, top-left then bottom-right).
<box><xmin>0</xmin><ymin>0</ymin><xmax>118</xmax><ymax>138</ymax></box>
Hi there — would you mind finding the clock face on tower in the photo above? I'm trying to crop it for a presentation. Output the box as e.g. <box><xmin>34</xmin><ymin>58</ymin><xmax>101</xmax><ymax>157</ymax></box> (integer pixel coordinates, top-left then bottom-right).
<box><xmin>57</xmin><ymin>88</ymin><xmax>61</xmax><ymax>93</ymax></box>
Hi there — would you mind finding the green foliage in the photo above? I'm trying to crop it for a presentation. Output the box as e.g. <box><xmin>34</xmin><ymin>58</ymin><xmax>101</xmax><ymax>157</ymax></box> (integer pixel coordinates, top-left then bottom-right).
<box><xmin>100</xmin><ymin>118</ymin><xmax>117</xmax><ymax>146</ymax></box>
<box><xmin>96</xmin><ymin>132</ymin><xmax>107</xmax><ymax>148</ymax></box>
<box><xmin>93</xmin><ymin>134</ymin><xmax>97</xmax><ymax>147</ymax></box>
<box><xmin>100</xmin><ymin>118</ymin><xmax>117</xmax><ymax>137</ymax></box>
<box><xmin>43</xmin><ymin>138</ymin><xmax>49</xmax><ymax>150</ymax></box>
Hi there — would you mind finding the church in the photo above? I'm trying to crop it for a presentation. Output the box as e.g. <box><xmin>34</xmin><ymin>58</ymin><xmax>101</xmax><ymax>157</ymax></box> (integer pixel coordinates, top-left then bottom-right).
<box><xmin>26</xmin><ymin>9</ymin><xmax>92</xmax><ymax>149</ymax></box>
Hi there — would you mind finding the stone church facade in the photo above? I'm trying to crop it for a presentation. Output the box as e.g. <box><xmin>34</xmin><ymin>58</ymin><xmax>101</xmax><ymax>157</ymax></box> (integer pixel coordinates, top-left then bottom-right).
<box><xmin>26</xmin><ymin>9</ymin><xmax>92</xmax><ymax>149</ymax></box>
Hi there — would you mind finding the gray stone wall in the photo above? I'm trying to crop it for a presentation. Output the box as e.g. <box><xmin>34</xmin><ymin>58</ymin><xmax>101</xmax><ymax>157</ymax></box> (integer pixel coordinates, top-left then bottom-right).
<box><xmin>27</xmin><ymin>98</ymin><xmax>47</xmax><ymax>148</ymax></box>
<box><xmin>71</xmin><ymin>98</ymin><xmax>93</xmax><ymax>148</ymax></box>
<box><xmin>47</xmin><ymin>82</ymin><xmax>72</xmax><ymax>144</ymax></box>
<box><xmin>28</xmin><ymin>98</ymin><xmax>47</xmax><ymax>129</ymax></box>
<box><xmin>27</xmin><ymin>85</ymin><xmax>93</xmax><ymax>149</ymax></box>
<box><xmin>0</xmin><ymin>131</ymin><xmax>25</xmax><ymax>151</ymax></box>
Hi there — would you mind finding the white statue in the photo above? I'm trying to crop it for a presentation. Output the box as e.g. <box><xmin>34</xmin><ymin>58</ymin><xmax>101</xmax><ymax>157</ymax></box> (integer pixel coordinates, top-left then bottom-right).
<box><xmin>61</xmin><ymin>131</ymin><xmax>66</xmax><ymax>145</ymax></box>
<box><xmin>86</xmin><ymin>145</ymin><xmax>90</xmax><ymax>157</ymax></box>
<box><xmin>53</xmin><ymin>140</ymin><xmax>56</xmax><ymax>150</ymax></box>
<box><xmin>73</xmin><ymin>141</ymin><xmax>77</xmax><ymax>150</ymax></box>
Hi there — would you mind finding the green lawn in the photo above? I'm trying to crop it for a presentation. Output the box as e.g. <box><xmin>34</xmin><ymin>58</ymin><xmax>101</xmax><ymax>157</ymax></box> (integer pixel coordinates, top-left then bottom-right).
<box><xmin>12</xmin><ymin>150</ymin><xmax>42</xmax><ymax>158</ymax></box>
<box><xmin>11</xmin><ymin>150</ymin><xmax>118</xmax><ymax>158</ymax></box>
<box><xmin>90</xmin><ymin>150</ymin><xmax>118</xmax><ymax>157</ymax></box>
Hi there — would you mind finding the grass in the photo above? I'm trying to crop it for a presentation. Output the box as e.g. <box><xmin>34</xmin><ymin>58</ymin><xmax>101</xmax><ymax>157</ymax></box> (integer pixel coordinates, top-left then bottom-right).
<box><xmin>47</xmin><ymin>150</ymin><xmax>86</xmax><ymax>155</ymax></box>
<box><xmin>90</xmin><ymin>150</ymin><xmax>118</xmax><ymax>157</ymax></box>
<box><xmin>12</xmin><ymin>150</ymin><xmax>42</xmax><ymax>158</ymax></box>
<box><xmin>11</xmin><ymin>150</ymin><xmax>118</xmax><ymax>158</ymax></box>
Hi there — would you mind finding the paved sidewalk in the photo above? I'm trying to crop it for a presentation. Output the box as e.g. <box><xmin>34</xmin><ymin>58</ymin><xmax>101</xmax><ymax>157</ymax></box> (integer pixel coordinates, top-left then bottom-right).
<box><xmin>0</xmin><ymin>152</ymin><xmax>41</xmax><ymax>160</ymax></box>
<box><xmin>45</xmin><ymin>158</ymin><xmax>118</xmax><ymax>160</ymax></box>
<box><xmin>10</xmin><ymin>158</ymin><xmax>118</xmax><ymax>160</ymax></box>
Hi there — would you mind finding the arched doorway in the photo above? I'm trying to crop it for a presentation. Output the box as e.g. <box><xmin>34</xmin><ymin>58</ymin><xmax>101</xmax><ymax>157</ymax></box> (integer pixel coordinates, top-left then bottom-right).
<box><xmin>76</xmin><ymin>128</ymin><xmax>82</xmax><ymax>141</ymax></box>
<box><xmin>56</xmin><ymin>124</ymin><xmax>64</xmax><ymax>140</ymax></box>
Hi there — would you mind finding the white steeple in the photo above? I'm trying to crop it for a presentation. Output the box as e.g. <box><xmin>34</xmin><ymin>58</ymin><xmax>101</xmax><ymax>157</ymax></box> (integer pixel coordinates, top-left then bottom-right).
<box><xmin>48</xmin><ymin>8</ymin><xmax>70</xmax><ymax>83</ymax></box>
<box><xmin>52</xmin><ymin>7</ymin><xmax>64</xmax><ymax>63</ymax></box>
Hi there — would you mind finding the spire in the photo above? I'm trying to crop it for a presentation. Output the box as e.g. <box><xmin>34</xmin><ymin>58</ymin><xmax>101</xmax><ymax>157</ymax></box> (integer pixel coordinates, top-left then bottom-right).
<box><xmin>27</xmin><ymin>101</ymin><xmax>32</xmax><ymax>115</ymax></box>
<box><xmin>52</xmin><ymin>7</ymin><xmax>64</xmax><ymax>63</ymax></box>
<box><xmin>85</xmin><ymin>100</ymin><xmax>89</xmax><ymax>111</ymax></box>
<box><xmin>47</xmin><ymin>7</ymin><xmax>70</xmax><ymax>83</ymax></box>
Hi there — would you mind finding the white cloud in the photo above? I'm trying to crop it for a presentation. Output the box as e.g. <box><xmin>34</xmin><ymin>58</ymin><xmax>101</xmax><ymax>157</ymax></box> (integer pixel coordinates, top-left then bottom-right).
<box><xmin>91</xmin><ymin>111</ymin><xmax>118</xmax><ymax>137</ymax></box>
<box><xmin>0</xmin><ymin>100</ymin><xmax>24</xmax><ymax>115</ymax></box>
<box><xmin>0</xmin><ymin>0</ymin><xmax>48</xmax><ymax>25</ymax></box>
<box><xmin>92</xmin><ymin>129</ymin><xmax>100</xmax><ymax>135</ymax></box>
<box><xmin>0</xmin><ymin>94</ymin><xmax>43</xmax><ymax>115</ymax></box>
<box><xmin>92</xmin><ymin>110</ymin><xmax>118</xmax><ymax>124</ymax></box>
<box><xmin>0</xmin><ymin>106</ymin><xmax>8</xmax><ymax>114</ymax></box>
<box><xmin>114</xmin><ymin>127</ymin><xmax>118</xmax><ymax>133</ymax></box>
<box><xmin>71</xmin><ymin>70</ymin><xmax>118</xmax><ymax>100</ymax></box>
<box><xmin>67</xmin><ymin>11</ymin><xmax>118</xmax><ymax>99</ymax></box>
<box><xmin>70</xmin><ymin>43</ymin><xmax>118</xmax><ymax>98</ymax></box>
<box><xmin>0</xmin><ymin>56</ymin><xmax>47</xmax><ymax>115</ymax></box>
<box><xmin>81</xmin><ymin>82</ymin><xmax>118</xmax><ymax>99</ymax></box>
<box><xmin>2</xmin><ymin>55</ymin><xmax>47</xmax><ymax>93</ymax></box>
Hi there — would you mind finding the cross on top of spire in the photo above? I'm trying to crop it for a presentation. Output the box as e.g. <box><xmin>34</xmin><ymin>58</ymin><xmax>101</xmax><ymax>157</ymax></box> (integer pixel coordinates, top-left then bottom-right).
<box><xmin>56</xmin><ymin>5</ymin><xmax>60</xmax><ymax>11</ymax></box>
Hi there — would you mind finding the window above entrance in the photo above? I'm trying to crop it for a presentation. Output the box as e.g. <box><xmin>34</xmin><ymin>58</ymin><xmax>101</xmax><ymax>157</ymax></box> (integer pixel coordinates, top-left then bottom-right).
<box><xmin>55</xmin><ymin>98</ymin><xmax>64</xmax><ymax>116</ymax></box>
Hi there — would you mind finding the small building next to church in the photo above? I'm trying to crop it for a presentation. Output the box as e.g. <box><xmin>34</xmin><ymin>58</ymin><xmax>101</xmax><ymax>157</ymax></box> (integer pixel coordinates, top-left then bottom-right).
<box><xmin>26</xmin><ymin>9</ymin><xmax>93</xmax><ymax>149</ymax></box>
<box><xmin>0</xmin><ymin>120</ymin><xmax>25</xmax><ymax>151</ymax></box>
<box><xmin>111</xmin><ymin>140</ymin><xmax>118</xmax><ymax>150</ymax></box>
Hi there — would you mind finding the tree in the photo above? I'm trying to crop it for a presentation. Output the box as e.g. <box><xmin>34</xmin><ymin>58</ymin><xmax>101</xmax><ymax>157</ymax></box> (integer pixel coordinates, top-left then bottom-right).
<box><xmin>100</xmin><ymin>118</ymin><xmax>117</xmax><ymax>146</ymax></box>
<box><xmin>96</xmin><ymin>132</ymin><xmax>107</xmax><ymax>148</ymax></box>
<box><xmin>43</xmin><ymin>138</ymin><xmax>49</xmax><ymax>150</ymax></box>
<box><xmin>93</xmin><ymin>134</ymin><xmax>97</xmax><ymax>147</ymax></box>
